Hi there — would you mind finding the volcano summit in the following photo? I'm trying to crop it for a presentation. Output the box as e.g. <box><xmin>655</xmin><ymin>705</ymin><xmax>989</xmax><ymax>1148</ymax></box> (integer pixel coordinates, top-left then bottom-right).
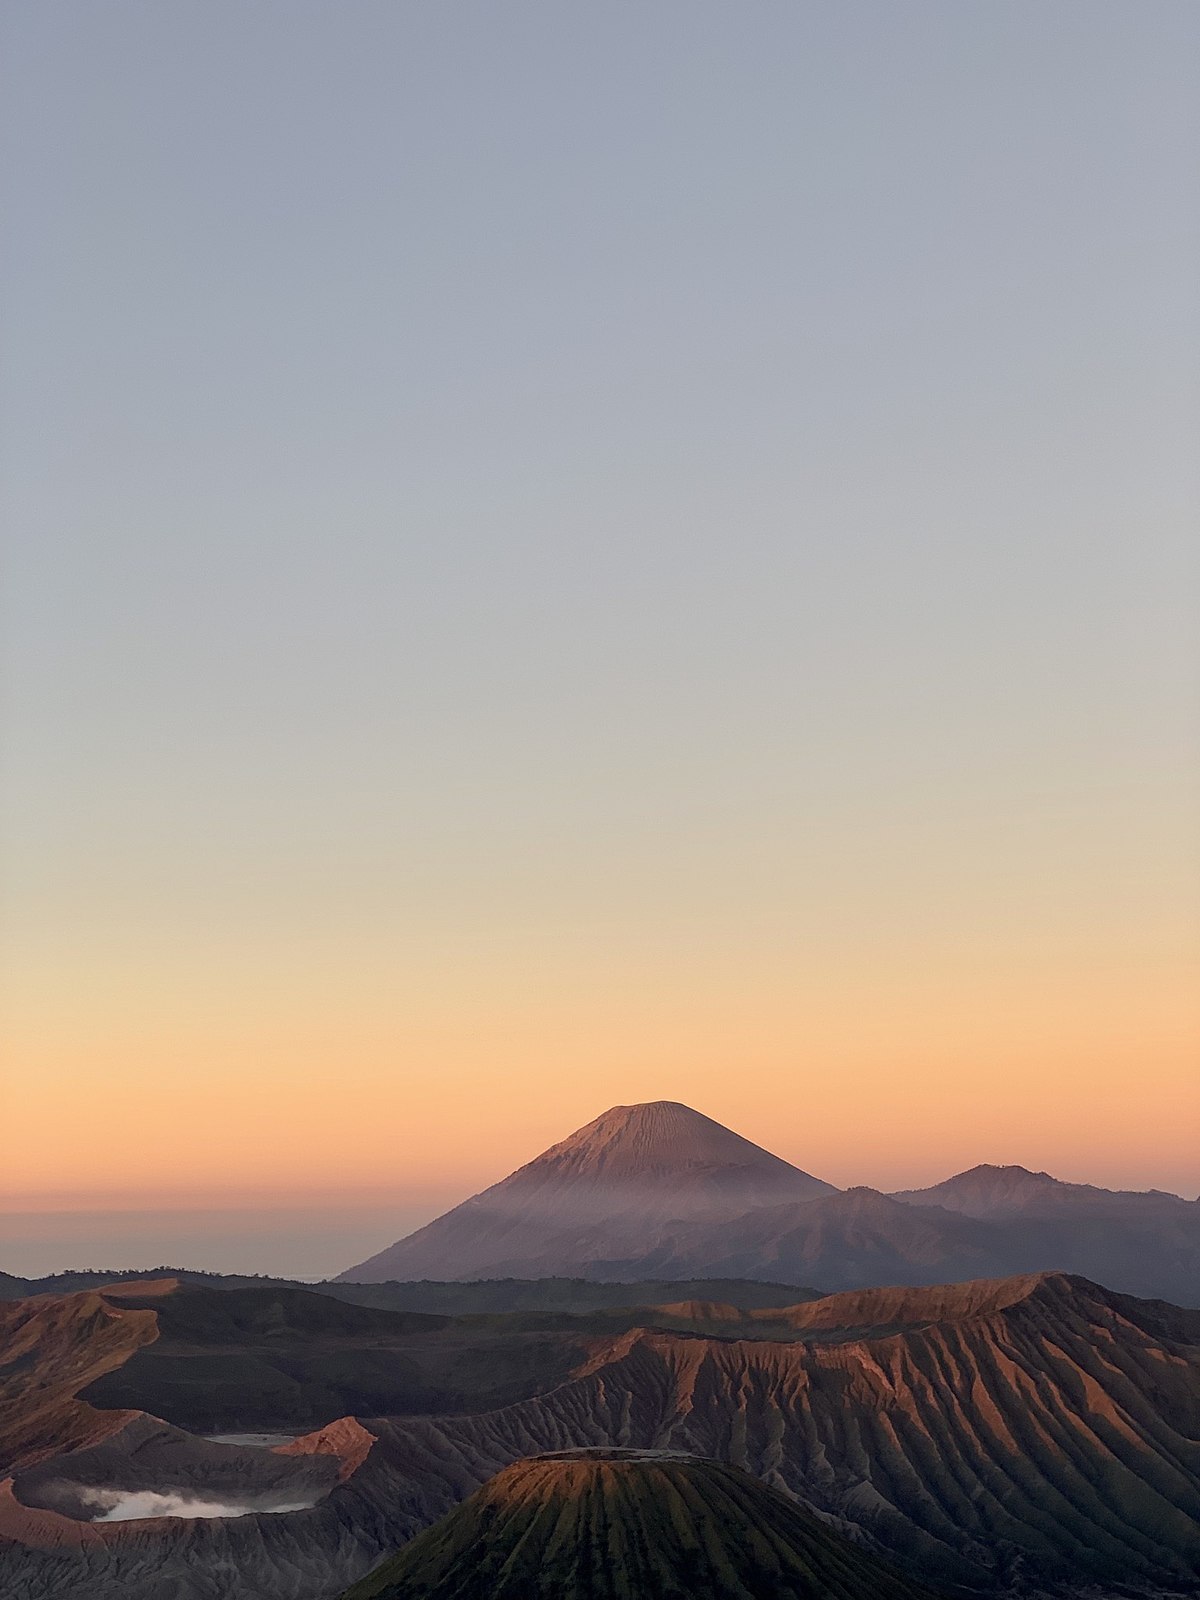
<box><xmin>340</xmin><ymin>1101</ymin><xmax>833</xmax><ymax>1283</ymax></box>
<box><xmin>339</xmin><ymin>1100</ymin><xmax>1200</xmax><ymax>1301</ymax></box>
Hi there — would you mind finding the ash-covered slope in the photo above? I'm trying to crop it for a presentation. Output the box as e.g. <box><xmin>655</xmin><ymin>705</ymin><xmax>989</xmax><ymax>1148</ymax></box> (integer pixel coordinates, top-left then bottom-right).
<box><xmin>627</xmin><ymin>1186</ymin><xmax>1001</xmax><ymax>1286</ymax></box>
<box><xmin>636</xmin><ymin>1183</ymin><xmax>1200</xmax><ymax>1304</ymax></box>
<box><xmin>359</xmin><ymin>1272</ymin><xmax>1200</xmax><ymax>1592</ymax></box>
<box><xmin>340</xmin><ymin>1102</ymin><xmax>834</xmax><ymax>1283</ymax></box>
<box><xmin>2</xmin><ymin>1273</ymin><xmax>1199</xmax><ymax>1598</ymax></box>
<box><xmin>342</xmin><ymin>1450</ymin><xmax>938</xmax><ymax>1600</ymax></box>
<box><xmin>2</xmin><ymin>1281</ymin><xmax>811</xmax><ymax>1600</ymax></box>
<box><xmin>0</xmin><ymin>1288</ymin><xmax>161</xmax><ymax>1472</ymax></box>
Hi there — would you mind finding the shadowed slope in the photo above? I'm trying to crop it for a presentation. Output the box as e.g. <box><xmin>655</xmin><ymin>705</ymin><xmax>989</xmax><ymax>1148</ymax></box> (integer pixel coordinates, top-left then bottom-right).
<box><xmin>0</xmin><ymin>1278</ymin><xmax>819</xmax><ymax>1458</ymax></box>
<box><xmin>627</xmin><ymin>1186</ymin><xmax>999</xmax><ymax>1285</ymax></box>
<box><xmin>341</xmin><ymin>1450</ymin><xmax>938</xmax><ymax>1600</ymax></box>
<box><xmin>0</xmin><ymin>1270</ymin><xmax>821</xmax><ymax>1317</ymax></box>
<box><xmin>315</xmin><ymin>1276</ymin><xmax>823</xmax><ymax>1315</ymax></box>
<box><xmin>0</xmin><ymin>1291</ymin><xmax>161</xmax><ymax>1474</ymax></box>
<box><xmin>74</xmin><ymin>1283</ymin><xmax>615</xmax><ymax>1430</ymax></box>
<box><xmin>621</xmin><ymin>1183</ymin><xmax>1200</xmax><ymax>1304</ymax></box>
<box><xmin>357</xmin><ymin>1273</ymin><xmax>1200</xmax><ymax>1591</ymax></box>
<box><xmin>339</xmin><ymin>1102</ymin><xmax>834</xmax><ymax>1283</ymax></box>
<box><xmin>3</xmin><ymin>1272</ymin><xmax>1200</xmax><ymax>1598</ymax></box>
<box><xmin>337</xmin><ymin>1104</ymin><xmax>1199</xmax><ymax>1301</ymax></box>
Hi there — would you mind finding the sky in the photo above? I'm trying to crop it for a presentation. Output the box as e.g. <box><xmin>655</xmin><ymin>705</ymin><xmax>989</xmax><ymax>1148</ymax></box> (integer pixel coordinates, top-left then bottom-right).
<box><xmin>2</xmin><ymin>2</ymin><xmax>1198</xmax><ymax>1279</ymax></box>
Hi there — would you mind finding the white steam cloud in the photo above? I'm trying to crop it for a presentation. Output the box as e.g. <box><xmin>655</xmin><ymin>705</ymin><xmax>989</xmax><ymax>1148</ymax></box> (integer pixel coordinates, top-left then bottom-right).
<box><xmin>78</xmin><ymin>1487</ymin><xmax>319</xmax><ymax>1521</ymax></box>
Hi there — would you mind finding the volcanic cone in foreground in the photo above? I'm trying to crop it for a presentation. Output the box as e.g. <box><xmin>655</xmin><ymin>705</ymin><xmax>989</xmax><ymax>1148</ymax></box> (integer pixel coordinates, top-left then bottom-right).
<box><xmin>341</xmin><ymin>1448</ymin><xmax>938</xmax><ymax>1600</ymax></box>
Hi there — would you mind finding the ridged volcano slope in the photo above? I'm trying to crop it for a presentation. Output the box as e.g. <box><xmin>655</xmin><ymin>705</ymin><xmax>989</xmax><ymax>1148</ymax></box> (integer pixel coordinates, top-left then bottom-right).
<box><xmin>0</xmin><ymin>1289</ymin><xmax>161</xmax><ymax>1472</ymax></box>
<box><xmin>4</xmin><ymin>1273</ymin><xmax>1199</xmax><ymax>1599</ymax></box>
<box><xmin>341</xmin><ymin>1450</ymin><xmax>938</xmax><ymax>1600</ymax></box>
<box><xmin>355</xmin><ymin>1273</ymin><xmax>1200</xmax><ymax>1592</ymax></box>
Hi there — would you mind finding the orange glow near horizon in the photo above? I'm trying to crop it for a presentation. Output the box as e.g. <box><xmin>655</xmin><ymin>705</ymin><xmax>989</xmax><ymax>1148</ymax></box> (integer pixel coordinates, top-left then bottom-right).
<box><xmin>5</xmin><ymin>3</ymin><xmax>1200</xmax><ymax>1287</ymax></box>
<box><xmin>7</xmin><ymin>904</ymin><xmax>1198</xmax><ymax>1212</ymax></box>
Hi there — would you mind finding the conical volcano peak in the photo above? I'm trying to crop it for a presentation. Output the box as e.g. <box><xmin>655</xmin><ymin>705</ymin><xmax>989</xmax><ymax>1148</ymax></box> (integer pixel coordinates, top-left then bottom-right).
<box><xmin>519</xmin><ymin>1100</ymin><xmax>803</xmax><ymax>1184</ymax></box>
<box><xmin>338</xmin><ymin>1102</ymin><xmax>834</xmax><ymax>1282</ymax></box>
<box><xmin>342</xmin><ymin>1450</ymin><xmax>938</xmax><ymax>1600</ymax></box>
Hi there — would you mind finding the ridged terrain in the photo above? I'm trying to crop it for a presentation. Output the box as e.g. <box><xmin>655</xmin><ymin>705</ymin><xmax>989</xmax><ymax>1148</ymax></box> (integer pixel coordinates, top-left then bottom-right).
<box><xmin>0</xmin><ymin>1289</ymin><xmax>161</xmax><ymax>1472</ymax></box>
<box><xmin>2</xmin><ymin>1272</ymin><xmax>1199</xmax><ymax>1598</ymax></box>
<box><xmin>348</xmin><ymin>1273</ymin><xmax>1200</xmax><ymax>1593</ymax></box>
<box><xmin>0</xmin><ymin>1279</ymin><xmax>831</xmax><ymax>1600</ymax></box>
<box><xmin>341</xmin><ymin>1450</ymin><xmax>938</xmax><ymax>1600</ymax></box>
<box><xmin>339</xmin><ymin>1101</ymin><xmax>835</xmax><ymax>1282</ymax></box>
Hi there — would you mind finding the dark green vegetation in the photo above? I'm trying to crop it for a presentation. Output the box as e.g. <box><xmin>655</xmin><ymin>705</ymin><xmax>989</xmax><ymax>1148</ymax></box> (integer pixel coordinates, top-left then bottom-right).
<box><xmin>0</xmin><ymin>1278</ymin><xmax>822</xmax><ymax>1459</ymax></box>
<box><xmin>0</xmin><ymin>1268</ymin><xmax>818</xmax><ymax>1314</ymax></box>
<box><xmin>314</xmin><ymin>1275</ymin><xmax>821</xmax><ymax>1315</ymax></box>
<box><xmin>73</xmin><ymin>1284</ymin><xmax>624</xmax><ymax>1432</ymax></box>
<box><xmin>342</xmin><ymin>1450</ymin><xmax>939</xmax><ymax>1600</ymax></box>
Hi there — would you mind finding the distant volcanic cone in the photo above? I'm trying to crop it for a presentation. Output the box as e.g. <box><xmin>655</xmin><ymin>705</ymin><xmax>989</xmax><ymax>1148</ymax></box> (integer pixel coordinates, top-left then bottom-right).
<box><xmin>338</xmin><ymin>1101</ymin><xmax>834</xmax><ymax>1283</ymax></box>
<box><xmin>340</xmin><ymin>1449</ymin><xmax>939</xmax><ymax>1600</ymax></box>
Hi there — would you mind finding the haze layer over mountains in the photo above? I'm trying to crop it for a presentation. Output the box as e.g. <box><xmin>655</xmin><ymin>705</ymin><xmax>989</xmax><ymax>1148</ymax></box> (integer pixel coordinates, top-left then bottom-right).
<box><xmin>4</xmin><ymin>1101</ymin><xmax>1199</xmax><ymax>1600</ymax></box>
<box><xmin>341</xmin><ymin>1101</ymin><xmax>1200</xmax><ymax>1305</ymax></box>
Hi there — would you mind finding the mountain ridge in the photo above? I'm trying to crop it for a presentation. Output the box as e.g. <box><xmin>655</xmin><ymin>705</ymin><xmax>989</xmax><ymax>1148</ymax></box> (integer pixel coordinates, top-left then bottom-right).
<box><xmin>338</xmin><ymin>1102</ymin><xmax>1199</xmax><ymax>1303</ymax></box>
<box><xmin>890</xmin><ymin>1160</ymin><xmax>1198</xmax><ymax>1217</ymax></box>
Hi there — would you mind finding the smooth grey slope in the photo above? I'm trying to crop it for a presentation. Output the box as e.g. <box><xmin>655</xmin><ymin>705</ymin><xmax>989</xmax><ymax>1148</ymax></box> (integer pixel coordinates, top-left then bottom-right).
<box><xmin>891</xmin><ymin>1161</ymin><xmax>1197</xmax><ymax>1218</ymax></box>
<box><xmin>616</xmin><ymin>1182</ymin><xmax>1200</xmax><ymax>1304</ymax></box>
<box><xmin>339</xmin><ymin>1104</ymin><xmax>1199</xmax><ymax>1301</ymax></box>
<box><xmin>339</xmin><ymin>1101</ymin><xmax>834</xmax><ymax>1283</ymax></box>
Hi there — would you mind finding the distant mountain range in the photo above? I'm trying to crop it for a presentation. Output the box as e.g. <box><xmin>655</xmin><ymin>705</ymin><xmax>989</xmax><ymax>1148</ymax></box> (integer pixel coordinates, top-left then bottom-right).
<box><xmin>339</xmin><ymin>1100</ymin><xmax>1200</xmax><ymax>1304</ymax></box>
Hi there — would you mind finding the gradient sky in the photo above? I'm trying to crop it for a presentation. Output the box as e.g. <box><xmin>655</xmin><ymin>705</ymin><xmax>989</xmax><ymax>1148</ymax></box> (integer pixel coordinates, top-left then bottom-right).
<box><xmin>2</xmin><ymin>2</ymin><xmax>1198</xmax><ymax>1279</ymax></box>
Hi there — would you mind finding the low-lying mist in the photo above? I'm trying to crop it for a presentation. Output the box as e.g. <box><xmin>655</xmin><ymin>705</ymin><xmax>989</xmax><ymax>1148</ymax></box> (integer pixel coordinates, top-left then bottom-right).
<box><xmin>78</xmin><ymin>1487</ymin><xmax>321</xmax><ymax>1522</ymax></box>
